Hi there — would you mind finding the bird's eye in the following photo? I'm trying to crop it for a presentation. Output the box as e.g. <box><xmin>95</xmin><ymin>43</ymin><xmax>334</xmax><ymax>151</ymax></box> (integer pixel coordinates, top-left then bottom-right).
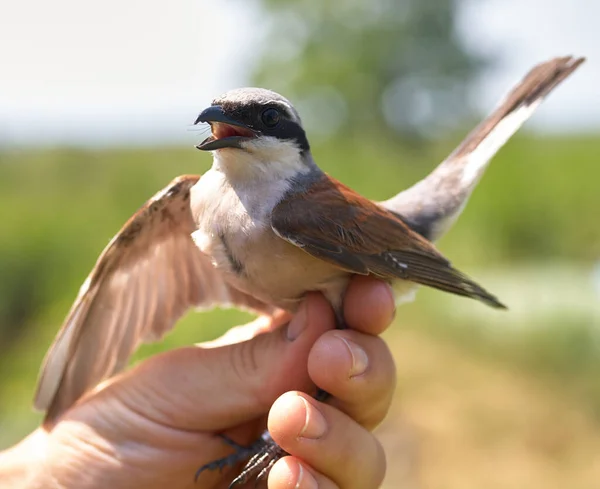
<box><xmin>261</xmin><ymin>108</ymin><xmax>281</xmax><ymax>128</ymax></box>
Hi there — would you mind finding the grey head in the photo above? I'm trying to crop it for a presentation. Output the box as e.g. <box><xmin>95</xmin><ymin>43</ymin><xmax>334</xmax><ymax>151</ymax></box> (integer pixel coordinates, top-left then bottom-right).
<box><xmin>194</xmin><ymin>87</ymin><xmax>310</xmax><ymax>153</ymax></box>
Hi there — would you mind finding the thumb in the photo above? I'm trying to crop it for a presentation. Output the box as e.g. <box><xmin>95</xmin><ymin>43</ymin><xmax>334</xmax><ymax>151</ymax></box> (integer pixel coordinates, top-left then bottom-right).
<box><xmin>99</xmin><ymin>293</ymin><xmax>335</xmax><ymax>432</ymax></box>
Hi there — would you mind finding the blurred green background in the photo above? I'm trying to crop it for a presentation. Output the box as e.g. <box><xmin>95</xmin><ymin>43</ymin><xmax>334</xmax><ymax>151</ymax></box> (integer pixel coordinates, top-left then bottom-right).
<box><xmin>1</xmin><ymin>1</ymin><xmax>599</xmax><ymax>488</ymax></box>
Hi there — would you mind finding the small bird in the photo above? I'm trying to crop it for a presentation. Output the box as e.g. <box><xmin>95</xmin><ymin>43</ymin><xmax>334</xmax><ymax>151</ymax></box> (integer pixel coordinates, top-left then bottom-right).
<box><xmin>34</xmin><ymin>56</ymin><xmax>584</xmax><ymax>486</ymax></box>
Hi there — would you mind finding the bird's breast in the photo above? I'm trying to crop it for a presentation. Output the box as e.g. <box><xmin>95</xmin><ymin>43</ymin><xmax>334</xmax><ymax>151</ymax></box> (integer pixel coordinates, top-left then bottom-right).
<box><xmin>190</xmin><ymin>170</ymin><xmax>348</xmax><ymax>311</ymax></box>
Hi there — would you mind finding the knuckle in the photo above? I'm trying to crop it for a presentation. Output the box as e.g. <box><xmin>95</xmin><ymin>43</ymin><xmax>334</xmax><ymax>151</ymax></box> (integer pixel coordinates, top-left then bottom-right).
<box><xmin>230</xmin><ymin>335</ymin><xmax>260</xmax><ymax>381</ymax></box>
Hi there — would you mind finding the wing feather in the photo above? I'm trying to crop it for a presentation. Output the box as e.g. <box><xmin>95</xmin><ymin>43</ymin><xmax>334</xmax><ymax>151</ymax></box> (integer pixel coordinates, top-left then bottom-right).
<box><xmin>381</xmin><ymin>56</ymin><xmax>585</xmax><ymax>241</ymax></box>
<box><xmin>35</xmin><ymin>175</ymin><xmax>274</xmax><ymax>423</ymax></box>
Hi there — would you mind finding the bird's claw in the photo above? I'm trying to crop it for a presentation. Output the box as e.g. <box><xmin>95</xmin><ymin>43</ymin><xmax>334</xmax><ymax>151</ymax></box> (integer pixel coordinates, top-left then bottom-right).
<box><xmin>195</xmin><ymin>434</ymin><xmax>265</xmax><ymax>481</ymax></box>
<box><xmin>228</xmin><ymin>432</ymin><xmax>287</xmax><ymax>488</ymax></box>
<box><xmin>195</xmin><ymin>431</ymin><xmax>287</xmax><ymax>487</ymax></box>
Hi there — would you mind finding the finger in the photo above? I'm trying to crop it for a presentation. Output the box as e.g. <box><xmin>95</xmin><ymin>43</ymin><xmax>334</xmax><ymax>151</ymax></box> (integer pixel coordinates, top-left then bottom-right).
<box><xmin>94</xmin><ymin>293</ymin><xmax>334</xmax><ymax>432</ymax></box>
<box><xmin>308</xmin><ymin>329</ymin><xmax>396</xmax><ymax>430</ymax></box>
<box><xmin>269</xmin><ymin>457</ymin><xmax>338</xmax><ymax>489</ymax></box>
<box><xmin>343</xmin><ymin>276</ymin><xmax>395</xmax><ymax>335</ymax></box>
<box><xmin>269</xmin><ymin>392</ymin><xmax>386</xmax><ymax>489</ymax></box>
<box><xmin>200</xmin><ymin>309</ymin><xmax>292</xmax><ymax>348</ymax></box>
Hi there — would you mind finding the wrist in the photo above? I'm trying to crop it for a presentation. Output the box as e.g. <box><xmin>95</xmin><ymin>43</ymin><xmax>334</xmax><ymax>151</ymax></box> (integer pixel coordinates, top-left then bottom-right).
<box><xmin>0</xmin><ymin>430</ymin><xmax>49</xmax><ymax>489</ymax></box>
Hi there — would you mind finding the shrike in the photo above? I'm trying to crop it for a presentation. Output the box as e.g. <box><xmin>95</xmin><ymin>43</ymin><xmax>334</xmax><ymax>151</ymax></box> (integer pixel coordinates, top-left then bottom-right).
<box><xmin>34</xmin><ymin>56</ymin><xmax>584</xmax><ymax>486</ymax></box>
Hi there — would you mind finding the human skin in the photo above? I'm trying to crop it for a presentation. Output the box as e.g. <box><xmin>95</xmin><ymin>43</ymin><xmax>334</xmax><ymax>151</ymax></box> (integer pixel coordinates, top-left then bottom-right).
<box><xmin>0</xmin><ymin>276</ymin><xmax>397</xmax><ymax>489</ymax></box>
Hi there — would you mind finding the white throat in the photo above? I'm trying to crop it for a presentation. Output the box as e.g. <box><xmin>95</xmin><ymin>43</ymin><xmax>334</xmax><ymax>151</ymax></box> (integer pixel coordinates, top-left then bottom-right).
<box><xmin>211</xmin><ymin>136</ymin><xmax>312</xmax><ymax>186</ymax></box>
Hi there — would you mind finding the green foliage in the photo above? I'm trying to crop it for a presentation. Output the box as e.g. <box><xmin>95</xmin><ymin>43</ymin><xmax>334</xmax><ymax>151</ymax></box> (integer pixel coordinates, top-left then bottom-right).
<box><xmin>253</xmin><ymin>0</ymin><xmax>487</xmax><ymax>139</ymax></box>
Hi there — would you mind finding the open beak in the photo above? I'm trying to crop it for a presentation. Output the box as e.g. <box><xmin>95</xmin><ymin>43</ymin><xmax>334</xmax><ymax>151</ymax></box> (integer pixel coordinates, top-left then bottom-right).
<box><xmin>194</xmin><ymin>105</ymin><xmax>256</xmax><ymax>151</ymax></box>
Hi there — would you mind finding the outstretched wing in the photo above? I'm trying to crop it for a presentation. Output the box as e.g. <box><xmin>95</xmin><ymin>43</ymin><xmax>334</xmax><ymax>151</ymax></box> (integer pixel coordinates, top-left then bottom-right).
<box><xmin>271</xmin><ymin>174</ymin><xmax>505</xmax><ymax>309</ymax></box>
<box><xmin>382</xmin><ymin>55</ymin><xmax>585</xmax><ymax>241</ymax></box>
<box><xmin>35</xmin><ymin>175</ymin><xmax>273</xmax><ymax>423</ymax></box>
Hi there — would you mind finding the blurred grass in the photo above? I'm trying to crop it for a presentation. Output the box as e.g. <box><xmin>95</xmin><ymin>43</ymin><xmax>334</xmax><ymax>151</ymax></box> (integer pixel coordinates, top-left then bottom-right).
<box><xmin>0</xmin><ymin>132</ymin><xmax>598</xmax><ymax>487</ymax></box>
<box><xmin>379</xmin><ymin>326</ymin><xmax>600</xmax><ymax>489</ymax></box>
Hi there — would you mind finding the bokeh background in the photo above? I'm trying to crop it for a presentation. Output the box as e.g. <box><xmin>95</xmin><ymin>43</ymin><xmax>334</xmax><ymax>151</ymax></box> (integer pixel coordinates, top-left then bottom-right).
<box><xmin>1</xmin><ymin>1</ymin><xmax>599</xmax><ymax>488</ymax></box>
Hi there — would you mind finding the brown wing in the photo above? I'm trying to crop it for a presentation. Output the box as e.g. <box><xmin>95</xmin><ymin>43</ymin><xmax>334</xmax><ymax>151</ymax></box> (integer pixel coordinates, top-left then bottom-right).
<box><xmin>35</xmin><ymin>175</ymin><xmax>273</xmax><ymax>423</ymax></box>
<box><xmin>271</xmin><ymin>174</ymin><xmax>505</xmax><ymax>309</ymax></box>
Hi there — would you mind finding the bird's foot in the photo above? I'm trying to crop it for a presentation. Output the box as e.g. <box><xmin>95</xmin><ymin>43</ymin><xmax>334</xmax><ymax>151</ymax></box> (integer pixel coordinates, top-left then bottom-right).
<box><xmin>195</xmin><ymin>434</ymin><xmax>265</xmax><ymax>479</ymax></box>
<box><xmin>195</xmin><ymin>431</ymin><xmax>287</xmax><ymax>488</ymax></box>
<box><xmin>228</xmin><ymin>431</ymin><xmax>287</xmax><ymax>487</ymax></box>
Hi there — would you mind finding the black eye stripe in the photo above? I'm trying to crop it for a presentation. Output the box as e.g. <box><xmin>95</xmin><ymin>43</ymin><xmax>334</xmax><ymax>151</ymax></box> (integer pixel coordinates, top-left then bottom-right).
<box><xmin>218</xmin><ymin>101</ymin><xmax>310</xmax><ymax>152</ymax></box>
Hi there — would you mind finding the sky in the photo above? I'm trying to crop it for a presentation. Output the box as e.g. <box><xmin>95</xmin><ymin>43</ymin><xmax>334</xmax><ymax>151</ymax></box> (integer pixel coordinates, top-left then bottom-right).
<box><xmin>0</xmin><ymin>0</ymin><xmax>598</xmax><ymax>146</ymax></box>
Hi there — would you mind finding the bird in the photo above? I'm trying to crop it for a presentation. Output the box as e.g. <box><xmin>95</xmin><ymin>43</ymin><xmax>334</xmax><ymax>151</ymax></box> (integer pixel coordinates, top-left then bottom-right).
<box><xmin>33</xmin><ymin>55</ymin><xmax>584</xmax><ymax>486</ymax></box>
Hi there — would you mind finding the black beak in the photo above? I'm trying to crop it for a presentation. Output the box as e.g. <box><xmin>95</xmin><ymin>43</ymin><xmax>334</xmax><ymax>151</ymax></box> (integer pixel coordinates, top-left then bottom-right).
<box><xmin>194</xmin><ymin>105</ymin><xmax>255</xmax><ymax>151</ymax></box>
<box><xmin>194</xmin><ymin>105</ymin><xmax>242</xmax><ymax>126</ymax></box>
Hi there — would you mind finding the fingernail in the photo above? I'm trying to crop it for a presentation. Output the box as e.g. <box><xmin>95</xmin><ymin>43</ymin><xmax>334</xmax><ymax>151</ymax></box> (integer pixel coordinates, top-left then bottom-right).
<box><xmin>336</xmin><ymin>335</ymin><xmax>369</xmax><ymax>377</ymax></box>
<box><xmin>298</xmin><ymin>397</ymin><xmax>327</xmax><ymax>439</ymax></box>
<box><xmin>296</xmin><ymin>462</ymin><xmax>318</xmax><ymax>489</ymax></box>
<box><xmin>383</xmin><ymin>283</ymin><xmax>396</xmax><ymax>324</ymax></box>
<box><xmin>287</xmin><ymin>302</ymin><xmax>308</xmax><ymax>341</ymax></box>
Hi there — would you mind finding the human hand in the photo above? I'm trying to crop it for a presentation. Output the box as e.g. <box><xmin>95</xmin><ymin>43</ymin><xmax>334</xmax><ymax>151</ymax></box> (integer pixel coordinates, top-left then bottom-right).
<box><xmin>0</xmin><ymin>276</ymin><xmax>396</xmax><ymax>489</ymax></box>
